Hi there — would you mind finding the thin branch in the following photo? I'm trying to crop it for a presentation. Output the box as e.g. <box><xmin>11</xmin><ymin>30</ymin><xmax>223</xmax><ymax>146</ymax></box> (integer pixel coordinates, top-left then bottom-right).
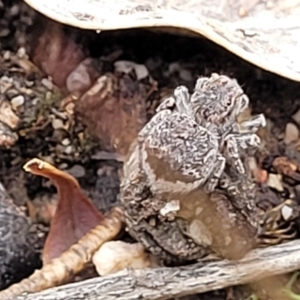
<box><xmin>12</xmin><ymin>239</ymin><xmax>300</xmax><ymax>300</ymax></box>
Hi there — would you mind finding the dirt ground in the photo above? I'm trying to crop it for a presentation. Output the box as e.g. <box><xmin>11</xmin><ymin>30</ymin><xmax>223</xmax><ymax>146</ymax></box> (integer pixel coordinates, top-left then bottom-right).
<box><xmin>1</xmin><ymin>1</ymin><xmax>300</xmax><ymax>299</ymax></box>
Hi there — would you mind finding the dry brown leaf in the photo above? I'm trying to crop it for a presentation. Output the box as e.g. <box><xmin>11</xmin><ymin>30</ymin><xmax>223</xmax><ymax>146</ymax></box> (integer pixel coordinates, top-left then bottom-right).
<box><xmin>32</xmin><ymin>20</ymin><xmax>85</xmax><ymax>90</ymax></box>
<box><xmin>23</xmin><ymin>158</ymin><xmax>104</xmax><ymax>264</ymax></box>
<box><xmin>75</xmin><ymin>73</ymin><xmax>148</xmax><ymax>157</ymax></box>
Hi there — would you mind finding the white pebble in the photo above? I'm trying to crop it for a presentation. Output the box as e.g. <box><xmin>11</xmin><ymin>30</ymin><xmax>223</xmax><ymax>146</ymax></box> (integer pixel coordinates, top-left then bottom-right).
<box><xmin>58</xmin><ymin>163</ymin><xmax>68</xmax><ymax>169</ymax></box>
<box><xmin>64</xmin><ymin>145</ymin><xmax>73</xmax><ymax>155</ymax></box>
<box><xmin>1</xmin><ymin>76</ymin><xmax>13</xmax><ymax>84</ymax></box>
<box><xmin>3</xmin><ymin>51</ymin><xmax>10</xmax><ymax>60</ymax></box>
<box><xmin>52</xmin><ymin>119</ymin><xmax>64</xmax><ymax>130</ymax></box>
<box><xmin>92</xmin><ymin>241</ymin><xmax>157</xmax><ymax>276</ymax></box>
<box><xmin>11</xmin><ymin>95</ymin><xmax>24</xmax><ymax>110</ymax></box>
<box><xmin>284</xmin><ymin>123</ymin><xmax>299</xmax><ymax>145</ymax></box>
<box><xmin>267</xmin><ymin>173</ymin><xmax>284</xmax><ymax>192</ymax></box>
<box><xmin>114</xmin><ymin>60</ymin><xmax>149</xmax><ymax>80</ymax></box>
<box><xmin>17</xmin><ymin>47</ymin><xmax>26</xmax><ymax>58</ymax></box>
<box><xmin>61</xmin><ymin>138</ymin><xmax>71</xmax><ymax>146</ymax></box>
<box><xmin>281</xmin><ymin>203</ymin><xmax>294</xmax><ymax>221</ymax></box>
<box><xmin>41</xmin><ymin>78</ymin><xmax>53</xmax><ymax>90</ymax></box>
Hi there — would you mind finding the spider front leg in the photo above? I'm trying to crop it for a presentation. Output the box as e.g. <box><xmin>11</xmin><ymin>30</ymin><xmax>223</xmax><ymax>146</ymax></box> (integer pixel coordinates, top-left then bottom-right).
<box><xmin>224</xmin><ymin>134</ymin><xmax>245</xmax><ymax>174</ymax></box>
<box><xmin>137</xmin><ymin>109</ymin><xmax>172</xmax><ymax>171</ymax></box>
<box><xmin>240</xmin><ymin>114</ymin><xmax>266</xmax><ymax>133</ymax></box>
<box><xmin>229</xmin><ymin>132</ymin><xmax>261</xmax><ymax>157</ymax></box>
<box><xmin>204</xmin><ymin>153</ymin><xmax>226</xmax><ymax>193</ymax></box>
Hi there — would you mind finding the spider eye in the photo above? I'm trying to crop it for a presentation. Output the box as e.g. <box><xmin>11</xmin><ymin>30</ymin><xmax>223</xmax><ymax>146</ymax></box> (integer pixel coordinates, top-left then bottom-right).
<box><xmin>226</xmin><ymin>99</ymin><xmax>232</xmax><ymax>106</ymax></box>
<box><xmin>202</xmin><ymin>108</ymin><xmax>210</xmax><ymax>118</ymax></box>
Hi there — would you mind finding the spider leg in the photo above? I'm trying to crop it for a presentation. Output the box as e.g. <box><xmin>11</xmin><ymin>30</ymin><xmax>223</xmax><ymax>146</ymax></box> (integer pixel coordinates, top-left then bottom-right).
<box><xmin>203</xmin><ymin>153</ymin><xmax>226</xmax><ymax>193</ymax></box>
<box><xmin>224</xmin><ymin>134</ymin><xmax>245</xmax><ymax>174</ymax></box>
<box><xmin>240</xmin><ymin>114</ymin><xmax>266</xmax><ymax>133</ymax></box>
<box><xmin>173</xmin><ymin>85</ymin><xmax>193</xmax><ymax>116</ymax></box>
<box><xmin>137</xmin><ymin>109</ymin><xmax>172</xmax><ymax>171</ymax></box>
<box><xmin>229</xmin><ymin>132</ymin><xmax>261</xmax><ymax>158</ymax></box>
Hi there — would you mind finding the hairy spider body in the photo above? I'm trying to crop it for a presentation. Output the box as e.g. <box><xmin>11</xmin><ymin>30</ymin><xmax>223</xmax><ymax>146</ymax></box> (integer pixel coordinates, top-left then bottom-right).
<box><xmin>140</xmin><ymin>110</ymin><xmax>225</xmax><ymax>195</ymax></box>
<box><xmin>121</xmin><ymin>73</ymin><xmax>264</xmax><ymax>262</ymax></box>
<box><xmin>138</xmin><ymin>73</ymin><xmax>265</xmax><ymax>195</ymax></box>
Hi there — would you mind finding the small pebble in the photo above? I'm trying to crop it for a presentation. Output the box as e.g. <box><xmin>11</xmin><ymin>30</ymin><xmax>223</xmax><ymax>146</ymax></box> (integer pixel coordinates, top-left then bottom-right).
<box><xmin>11</xmin><ymin>95</ymin><xmax>25</xmax><ymax>110</ymax></box>
<box><xmin>267</xmin><ymin>173</ymin><xmax>284</xmax><ymax>192</ymax></box>
<box><xmin>25</xmin><ymin>80</ymin><xmax>34</xmax><ymax>87</ymax></box>
<box><xmin>281</xmin><ymin>203</ymin><xmax>294</xmax><ymax>221</ymax></box>
<box><xmin>292</xmin><ymin>108</ymin><xmax>300</xmax><ymax>126</ymax></box>
<box><xmin>52</xmin><ymin>119</ymin><xmax>64</xmax><ymax>130</ymax></box>
<box><xmin>6</xmin><ymin>89</ymin><xmax>19</xmax><ymax>99</ymax></box>
<box><xmin>64</xmin><ymin>145</ymin><xmax>73</xmax><ymax>155</ymax></box>
<box><xmin>179</xmin><ymin>69</ymin><xmax>193</xmax><ymax>81</ymax></box>
<box><xmin>3</xmin><ymin>51</ymin><xmax>10</xmax><ymax>60</ymax></box>
<box><xmin>168</xmin><ymin>62</ymin><xmax>180</xmax><ymax>73</ymax></box>
<box><xmin>61</xmin><ymin>138</ymin><xmax>71</xmax><ymax>146</ymax></box>
<box><xmin>66</xmin><ymin>165</ymin><xmax>85</xmax><ymax>178</ymax></box>
<box><xmin>284</xmin><ymin>123</ymin><xmax>299</xmax><ymax>144</ymax></box>
<box><xmin>32</xmin><ymin>97</ymin><xmax>40</xmax><ymax>105</ymax></box>
<box><xmin>17</xmin><ymin>47</ymin><xmax>26</xmax><ymax>58</ymax></box>
<box><xmin>0</xmin><ymin>28</ymin><xmax>10</xmax><ymax>37</ymax></box>
<box><xmin>41</xmin><ymin>78</ymin><xmax>53</xmax><ymax>90</ymax></box>
<box><xmin>92</xmin><ymin>241</ymin><xmax>157</xmax><ymax>276</ymax></box>
<box><xmin>58</xmin><ymin>163</ymin><xmax>68</xmax><ymax>169</ymax></box>
<box><xmin>114</xmin><ymin>60</ymin><xmax>149</xmax><ymax>80</ymax></box>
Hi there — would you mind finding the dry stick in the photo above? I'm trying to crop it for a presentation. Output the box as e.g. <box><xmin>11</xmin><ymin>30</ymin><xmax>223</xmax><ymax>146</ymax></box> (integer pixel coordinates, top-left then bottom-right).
<box><xmin>8</xmin><ymin>239</ymin><xmax>300</xmax><ymax>300</ymax></box>
<box><xmin>0</xmin><ymin>207</ymin><xmax>124</xmax><ymax>300</ymax></box>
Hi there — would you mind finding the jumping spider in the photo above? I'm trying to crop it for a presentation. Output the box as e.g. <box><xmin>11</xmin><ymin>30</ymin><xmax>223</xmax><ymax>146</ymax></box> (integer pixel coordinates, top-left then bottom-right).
<box><xmin>121</xmin><ymin>73</ymin><xmax>264</xmax><ymax>263</ymax></box>
<box><xmin>138</xmin><ymin>73</ymin><xmax>266</xmax><ymax>195</ymax></box>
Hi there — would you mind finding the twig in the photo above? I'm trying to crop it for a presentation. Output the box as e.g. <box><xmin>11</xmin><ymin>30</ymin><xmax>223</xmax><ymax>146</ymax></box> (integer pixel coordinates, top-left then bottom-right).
<box><xmin>11</xmin><ymin>239</ymin><xmax>300</xmax><ymax>300</ymax></box>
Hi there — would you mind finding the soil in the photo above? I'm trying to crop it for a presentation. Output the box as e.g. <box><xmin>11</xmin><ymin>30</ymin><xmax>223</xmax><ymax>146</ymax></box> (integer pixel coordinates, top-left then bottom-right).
<box><xmin>1</xmin><ymin>0</ymin><xmax>300</xmax><ymax>299</ymax></box>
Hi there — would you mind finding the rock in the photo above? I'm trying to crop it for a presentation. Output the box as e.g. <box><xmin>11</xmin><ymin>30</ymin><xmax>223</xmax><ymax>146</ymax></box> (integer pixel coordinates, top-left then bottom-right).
<box><xmin>114</xmin><ymin>60</ymin><xmax>149</xmax><ymax>80</ymax></box>
<box><xmin>284</xmin><ymin>123</ymin><xmax>299</xmax><ymax>144</ymax></box>
<box><xmin>66</xmin><ymin>164</ymin><xmax>85</xmax><ymax>178</ymax></box>
<box><xmin>41</xmin><ymin>78</ymin><xmax>53</xmax><ymax>90</ymax></box>
<box><xmin>267</xmin><ymin>173</ymin><xmax>284</xmax><ymax>192</ymax></box>
<box><xmin>92</xmin><ymin>241</ymin><xmax>158</xmax><ymax>276</ymax></box>
<box><xmin>292</xmin><ymin>108</ymin><xmax>300</xmax><ymax>126</ymax></box>
<box><xmin>281</xmin><ymin>203</ymin><xmax>294</xmax><ymax>221</ymax></box>
<box><xmin>11</xmin><ymin>95</ymin><xmax>25</xmax><ymax>110</ymax></box>
<box><xmin>51</xmin><ymin>118</ymin><xmax>64</xmax><ymax>130</ymax></box>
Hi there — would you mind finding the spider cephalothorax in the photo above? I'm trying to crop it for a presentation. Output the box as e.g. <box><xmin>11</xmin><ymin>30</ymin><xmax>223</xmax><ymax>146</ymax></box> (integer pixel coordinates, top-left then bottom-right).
<box><xmin>190</xmin><ymin>73</ymin><xmax>249</xmax><ymax>127</ymax></box>
<box><xmin>137</xmin><ymin>73</ymin><xmax>265</xmax><ymax>196</ymax></box>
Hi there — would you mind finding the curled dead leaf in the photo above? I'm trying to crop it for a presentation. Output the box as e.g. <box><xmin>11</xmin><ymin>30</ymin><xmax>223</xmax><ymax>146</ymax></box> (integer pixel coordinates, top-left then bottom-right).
<box><xmin>23</xmin><ymin>158</ymin><xmax>104</xmax><ymax>264</ymax></box>
<box><xmin>0</xmin><ymin>207</ymin><xmax>124</xmax><ymax>298</ymax></box>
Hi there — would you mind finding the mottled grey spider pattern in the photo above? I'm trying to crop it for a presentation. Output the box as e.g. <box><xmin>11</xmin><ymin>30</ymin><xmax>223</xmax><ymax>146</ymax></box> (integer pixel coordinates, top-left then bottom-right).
<box><xmin>121</xmin><ymin>73</ymin><xmax>264</xmax><ymax>263</ymax></box>
<box><xmin>137</xmin><ymin>73</ymin><xmax>266</xmax><ymax>195</ymax></box>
